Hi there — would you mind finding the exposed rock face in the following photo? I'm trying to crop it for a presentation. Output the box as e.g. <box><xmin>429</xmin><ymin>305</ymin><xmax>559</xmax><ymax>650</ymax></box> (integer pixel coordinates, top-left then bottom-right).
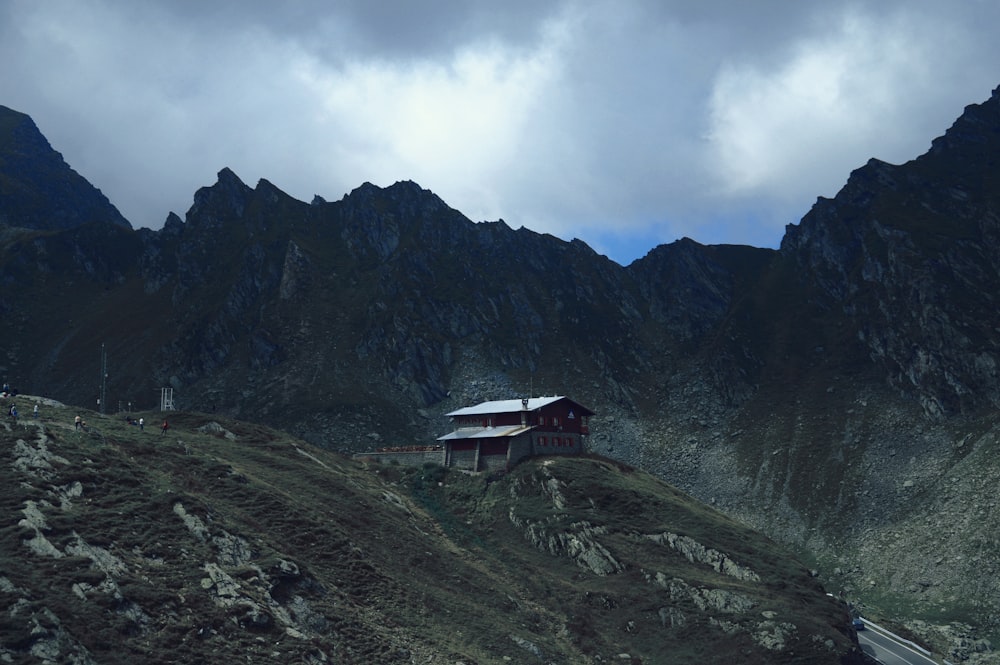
<box><xmin>495</xmin><ymin>458</ymin><xmax>859</xmax><ymax>663</ymax></box>
<box><xmin>781</xmin><ymin>86</ymin><xmax>1000</xmax><ymax>417</ymax></box>
<box><xmin>646</xmin><ymin>532</ymin><xmax>760</xmax><ymax>582</ymax></box>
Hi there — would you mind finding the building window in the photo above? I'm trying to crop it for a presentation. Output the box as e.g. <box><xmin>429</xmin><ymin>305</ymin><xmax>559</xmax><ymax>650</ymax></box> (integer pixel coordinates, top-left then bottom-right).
<box><xmin>552</xmin><ymin>436</ymin><xmax>561</xmax><ymax>446</ymax></box>
<box><xmin>552</xmin><ymin>416</ymin><xmax>560</xmax><ymax>427</ymax></box>
<box><xmin>565</xmin><ymin>437</ymin><xmax>573</xmax><ymax>447</ymax></box>
<box><xmin>538</xmin><ymin>416</ymin><xmax>546</xmax><ymax>426</ymax></box>
<box><xmin>539</xmin><ymin>436</ymin><xmax>547</xmax><ymax>446</ymax></box>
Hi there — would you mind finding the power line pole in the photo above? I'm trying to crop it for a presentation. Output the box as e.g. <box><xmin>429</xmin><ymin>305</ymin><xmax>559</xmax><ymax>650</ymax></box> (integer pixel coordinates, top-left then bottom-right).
<box><xmin>98</xmin><ymin>343</ymin><xmax>107</xmax><ymax>414</ymax></box>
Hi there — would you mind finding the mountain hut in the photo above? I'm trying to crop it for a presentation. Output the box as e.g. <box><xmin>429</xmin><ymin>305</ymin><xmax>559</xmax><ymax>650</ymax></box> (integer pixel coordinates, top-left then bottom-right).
<box><xmin>438</xmin><ymin>395</ymin><xmax>594</xmax><ymax>472</ymax></box>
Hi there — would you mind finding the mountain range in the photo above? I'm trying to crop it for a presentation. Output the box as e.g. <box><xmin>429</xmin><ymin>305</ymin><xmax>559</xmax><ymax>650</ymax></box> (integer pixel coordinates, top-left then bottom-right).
<box><xmin>1</xmin><ymin>85</ymin><xmax>998</xmax><ymax>662</ymax></box>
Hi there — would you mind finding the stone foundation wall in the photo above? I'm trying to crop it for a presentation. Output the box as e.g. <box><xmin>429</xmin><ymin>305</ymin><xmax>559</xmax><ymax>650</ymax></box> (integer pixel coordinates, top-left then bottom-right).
<box><xmin>448</xmin><ymin>448</ymin><xmax>477</xmax><ymax>470</ymax></box>
<box><xmin>353</xmin><ymin>449</ymin><xmax>446</xmax><ymax>467</ymax></box>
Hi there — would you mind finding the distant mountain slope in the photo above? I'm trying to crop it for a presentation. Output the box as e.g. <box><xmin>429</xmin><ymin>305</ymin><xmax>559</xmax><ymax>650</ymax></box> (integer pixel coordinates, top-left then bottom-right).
<box><xmin>0</xmin><ymin>401</ymin><xmax>863</xmax><ymax>664</ymax></box>
<box><xmin>0</xmin><ymin>105</ymin><xmax>130</xmax><ymax>230</ymax></box>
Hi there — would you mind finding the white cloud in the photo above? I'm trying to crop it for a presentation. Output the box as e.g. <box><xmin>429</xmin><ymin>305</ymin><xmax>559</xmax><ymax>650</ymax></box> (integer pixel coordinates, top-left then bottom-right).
<box><xmin>705</xmin><ymin>6</ymin><xmax>981</xmax><ymax>206</ymax></box>
<box><xmin>294</xmin><ymin>32</ymin><xmax>564</xmax><ymax>218</ymax></box>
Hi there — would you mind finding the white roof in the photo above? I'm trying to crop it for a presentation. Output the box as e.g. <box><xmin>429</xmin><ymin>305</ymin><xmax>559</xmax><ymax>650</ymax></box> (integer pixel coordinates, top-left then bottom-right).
<box><xmin>445</xmin><ymin>396</ymin><xmax>566</xmax><ymax>418</ymax></box>
<box><xmin>437</xmin><ymin>424</ymin><xmax>535</xmax><ymax>441</ymax></box>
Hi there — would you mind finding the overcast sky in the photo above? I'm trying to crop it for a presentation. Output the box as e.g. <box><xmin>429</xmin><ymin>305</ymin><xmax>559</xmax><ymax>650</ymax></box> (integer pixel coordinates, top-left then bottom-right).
<box><xmin>2</xmin><ymin>1</ymin><xmax>998</xmax><ymax>264</ymax></box>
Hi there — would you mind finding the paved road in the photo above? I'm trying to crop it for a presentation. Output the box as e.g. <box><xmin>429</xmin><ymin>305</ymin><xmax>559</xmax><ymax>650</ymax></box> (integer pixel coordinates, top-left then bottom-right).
<box><xmin>856</xmin><ymin>619</ymin><xmax>939</xmax><ymax>665</ymax></box>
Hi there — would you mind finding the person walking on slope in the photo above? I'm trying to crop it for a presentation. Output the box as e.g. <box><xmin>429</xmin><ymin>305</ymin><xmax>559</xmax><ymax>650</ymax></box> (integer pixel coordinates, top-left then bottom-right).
<box><xmin>139</xmin><ymin>417</ymin><xmax>144</xmax><ymax>432</ymax></box>
<box><xmin>161</xmin><ymin>419</ymin><xmax>169</xmax><ymax>435</ymax></box>
<box><xmin>75</xmin><ymin>415</ymin><xmax>82</xmax><ymax>430</ymax></box>
<box><xmin>33</xmin><ymin>403</ymin><xmax>39</xmax><ymax>419</ymax></box>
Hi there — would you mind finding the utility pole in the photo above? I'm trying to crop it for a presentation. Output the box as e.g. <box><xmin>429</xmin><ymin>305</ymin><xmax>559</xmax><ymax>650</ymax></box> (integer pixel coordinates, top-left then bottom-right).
<box><xmin>98</xmin><ymin>343</ymin><xmax>107</xmax><ymax>414</ymax></box>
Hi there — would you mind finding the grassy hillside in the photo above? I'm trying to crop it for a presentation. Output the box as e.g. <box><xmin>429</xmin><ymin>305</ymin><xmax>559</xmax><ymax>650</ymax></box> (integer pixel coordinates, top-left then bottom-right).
<box><xmin>0</xmin><ymin>396</ymin><xmax>862</xmax><ymax>664</ymax></box>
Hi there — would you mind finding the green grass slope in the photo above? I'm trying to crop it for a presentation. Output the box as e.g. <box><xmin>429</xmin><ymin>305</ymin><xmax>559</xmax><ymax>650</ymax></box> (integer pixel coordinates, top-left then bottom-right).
<box><xmin>1</xmin><ymin>396</ymin><xmax>862</xmax><ymax>664</ymax></box>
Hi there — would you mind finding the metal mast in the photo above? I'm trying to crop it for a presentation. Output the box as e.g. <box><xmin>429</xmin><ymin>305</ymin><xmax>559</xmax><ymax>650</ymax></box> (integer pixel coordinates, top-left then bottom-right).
<box><xmin>99</xmin><ymin>343</ymin><xmax>107</xmax><ymax>414</ymax></box>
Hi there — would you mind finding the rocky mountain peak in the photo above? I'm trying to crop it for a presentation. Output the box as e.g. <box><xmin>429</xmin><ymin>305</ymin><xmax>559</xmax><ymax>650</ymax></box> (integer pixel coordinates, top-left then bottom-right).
<box><xmin>778</xmin><ymin>86</ymin><xmax>1000</xmax><ymax>417</ymax></box>
<box><xmin>185</xmin><ymin>167</ymin><xmax>254</xmax><ymax>229</ymax></box>
<box><xmin>341</xmin><ymin>179</ymin><xmax>449</xmax><ymax>213</ymax></box>
<box><xmin>0</xmin><ymin>105</ymin><xmax>130</xmax><ymax>231</ymax></box>
<box><xmin>0</xmin><ymin>104</ymin><xmax>42</xmax><ymax>149</ymax></box>
<box><xmin>335</xmin><ymin>179</ymin><xmax>466</xmax><ymax>262</ymax></box>
<box><xmin>928</xmin><ymin>84</ymin><xmax>1000</xmax><ymax>158</ymax></box>
<box><xmin>161</xmin><ymin>211</ymin><xmax>184</xmax><ymax>235</ymax></box>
